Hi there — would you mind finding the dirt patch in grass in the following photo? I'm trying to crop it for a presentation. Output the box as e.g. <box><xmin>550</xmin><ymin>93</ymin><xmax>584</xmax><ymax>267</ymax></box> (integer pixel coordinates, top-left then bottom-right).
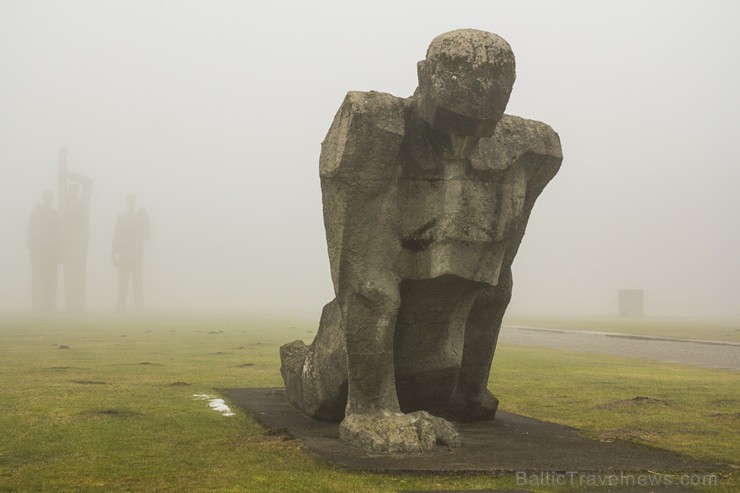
<box><xmin>72</xmin><ymin>380</ymin><xmax>108</xmax><ymax>385</ymax></box>
<box><xmin>710</xmin><ymin>412</ymin><xmax>740</xmax><ymax>422</ymax></box>
<box><xmin>43</xmin><ymin>366</ymin><xmax>78</xmax><ymax>371</ymax></box>
<box><xmin>168</xmin><ymin>381</ymin><xmax>191</xmax><ymax>386</ymax></box>
<box><xmin>264</xmin><ymin>427</ymin><xmax>295</xmax><ymax>441</ymax></box>
<box><xmin>596</xmin><ymin>428</ymin><xmax>664</xmax><ymax>442</ymax></box>
<box><xmin>93</xmin><ymin>409</ymin><xmax>141</xmax><ymax>418</ymax></box>
<box><xmin>235</xmin><ymin>363</ymin><xmax>254</xmax><ymax>368</ymax></box>
<box><xmin>77</xmin><ymin>409</ymin><xmax>142</xmax><ymax>418</ymax></box>
<box><xmin>247</xmin><ymin>427</ymin><xmax>295</xmax><ymax>444</ymax></box>
<box><xmin>597</xmin><ymin>396</ymin><xmax>669</xmax><ymax>409</ymax></box>
<box><xmin>710</xmin><ymin>398</ymin><xmax>739</xmax><ymax>406</ymax></box>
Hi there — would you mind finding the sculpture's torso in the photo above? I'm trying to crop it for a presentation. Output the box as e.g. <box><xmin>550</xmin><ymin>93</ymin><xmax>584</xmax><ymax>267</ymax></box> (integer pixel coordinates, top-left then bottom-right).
<box><xmin>398</xmin><ymin>101</ymin><xmax>533</xmax><ymax>284</ymax></box>
<box><xmin>320</xmin><ymin>91</ymin><xmax>561</xmax><ymax>289</ymax></box>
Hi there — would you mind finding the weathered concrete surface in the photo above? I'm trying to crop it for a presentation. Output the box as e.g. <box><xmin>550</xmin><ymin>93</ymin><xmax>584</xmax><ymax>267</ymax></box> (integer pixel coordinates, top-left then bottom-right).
<box><xmin>225</xmin><ymin>388</ymin><xmax>730</xmax><ymax>476</ymax></box>
<box><xmin>339</xmin><ymin>410</ymin><xmax>461</xmax><ymax>454</ymax></box>
<box><xmin>280</xmin><ymin>29</ymin><xmax>562</xmax><ymax>453</ymax></box>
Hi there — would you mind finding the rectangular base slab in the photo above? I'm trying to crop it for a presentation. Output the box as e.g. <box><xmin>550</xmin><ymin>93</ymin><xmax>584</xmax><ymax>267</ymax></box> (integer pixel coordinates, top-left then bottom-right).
<box><xmin>223</xmin><ymin>388</ymin><xmax>728</xmax><ymax>474</ymax></box>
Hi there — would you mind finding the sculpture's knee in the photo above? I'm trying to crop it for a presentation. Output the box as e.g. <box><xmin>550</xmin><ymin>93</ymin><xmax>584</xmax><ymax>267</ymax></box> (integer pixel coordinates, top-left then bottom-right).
<box><xmin>279</xmin><ymin>300</ymin><xmax>349</xmax><ymax>421</ymax></box>
<box><xmin>343</xmin><ymin>284</ymin><xmax>400</xmax><ymax>337</ymax></box>
<box><xmin>280</xmin><ymin>339</ymin><xmax>310</xmax><ymax>410</ymax></box>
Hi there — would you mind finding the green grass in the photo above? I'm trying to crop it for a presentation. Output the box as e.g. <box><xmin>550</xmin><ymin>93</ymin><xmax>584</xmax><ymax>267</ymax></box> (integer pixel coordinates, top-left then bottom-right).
<box><xmin>0</xmin><ymin>313</ymin><xmax>737</xmax><ymax>492</ymax></box>
<box><xmin>494</xmin><ymin>346</ymin><xmax>739</xmax><ymax>463</ymax></box>
<box><xmin>504</xmin><ymin>315</ymin><xmax>740</xmax><ymax>343</ymax></box>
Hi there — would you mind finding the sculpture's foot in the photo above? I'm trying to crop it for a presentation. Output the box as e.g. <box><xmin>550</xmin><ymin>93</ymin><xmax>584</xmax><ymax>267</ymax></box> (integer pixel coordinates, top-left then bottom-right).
<box><xmin>339</xmin><ymin>410</ymin><xmax>461</xmax><ymax>453</ymax></box>
<box><xmin>448</xmin><ymin>389</ymin><xmax>499</xmax><ymax>422</ymax></box>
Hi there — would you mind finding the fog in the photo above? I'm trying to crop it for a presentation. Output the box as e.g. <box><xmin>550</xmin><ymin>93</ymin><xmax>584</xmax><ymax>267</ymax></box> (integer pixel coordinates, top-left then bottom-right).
<box><xmin>2</xmin><ymin>0</ymin><xmax>739</xmax><ymax>317</ymax></box>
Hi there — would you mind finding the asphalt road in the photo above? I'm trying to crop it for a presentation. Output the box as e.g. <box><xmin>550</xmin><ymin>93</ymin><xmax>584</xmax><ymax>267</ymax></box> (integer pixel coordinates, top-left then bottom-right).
<box><xmin>499</xmin><ymin>325</ymin><xmax>740</xmax><ymax>371</ymax></box>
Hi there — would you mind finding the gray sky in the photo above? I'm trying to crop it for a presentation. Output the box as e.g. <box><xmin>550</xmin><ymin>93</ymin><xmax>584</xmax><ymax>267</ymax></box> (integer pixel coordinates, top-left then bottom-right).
<box><xmin>1</xmin><ymin>0</ymin><xmax>738</xmax><ymax>317</ymax></box>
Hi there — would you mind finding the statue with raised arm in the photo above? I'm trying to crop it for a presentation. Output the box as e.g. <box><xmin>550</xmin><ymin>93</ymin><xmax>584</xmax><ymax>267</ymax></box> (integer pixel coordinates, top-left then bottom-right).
<box><xmin>112</xmin><ymin>194</ymin><xmax>150</xmax><ymax>311</ymax></box>
<box><xmin>280</xmin><ymin>29</ymin><xmax>563</xmax><ymax>453</ymax></box>
<box><xmin>28</xmin><ymin>191</ymin><xmax>61</xmax><ymax>311</ymax></box>
<box><xmin>58</xmin><ymin>146</ymin><xmax>93</xmax><ymax>312</ymax></box>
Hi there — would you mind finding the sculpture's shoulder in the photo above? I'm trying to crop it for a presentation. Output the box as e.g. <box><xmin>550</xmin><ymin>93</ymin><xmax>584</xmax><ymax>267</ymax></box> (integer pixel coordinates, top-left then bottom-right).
<box><xmin>471</xmin><ymin>114</ymin><xmax>563</xmax><ymax>174</ymax></box>
<box><xmin>336</xmin><ymin>90</ymin><xmax>405</xmax><ymax>121</ymax></box>
<box><xmin>320</xmin><ymin>91</ymin><xmax>406</xmax><ymax>179</ymax></box>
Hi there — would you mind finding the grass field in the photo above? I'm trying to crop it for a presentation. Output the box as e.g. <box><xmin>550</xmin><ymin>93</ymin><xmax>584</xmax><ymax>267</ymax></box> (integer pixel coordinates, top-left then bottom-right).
<box><xmin>503</xmin><ymin>315</ymin><xmax>740</xmax><ymax>343</ymax></box>
<box><xmin>0</xmin><ymin>312</ymin><xmax>737</xmax><ymax>492</ymax></box>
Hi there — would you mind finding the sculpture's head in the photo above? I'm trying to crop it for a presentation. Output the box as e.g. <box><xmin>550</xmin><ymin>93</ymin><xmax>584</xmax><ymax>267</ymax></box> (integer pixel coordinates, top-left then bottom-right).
<box><xmin>417</xmin><ymin>29</ymin><xmax>516</xmax><ymax>137</ymax></box>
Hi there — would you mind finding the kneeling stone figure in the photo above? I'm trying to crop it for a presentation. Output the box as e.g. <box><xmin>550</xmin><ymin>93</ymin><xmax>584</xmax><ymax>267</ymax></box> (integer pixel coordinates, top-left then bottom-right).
<box><xmin>280</xmin><ymin>29</ymin><xmax>562</xmax><ymax>453</ymax></box>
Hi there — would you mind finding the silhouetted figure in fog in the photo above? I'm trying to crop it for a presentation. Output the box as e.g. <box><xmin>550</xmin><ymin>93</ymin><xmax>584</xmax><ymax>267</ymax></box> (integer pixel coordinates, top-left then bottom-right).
<box><xmin>28</xmin><ymin>191</ymin><xmax>60</xmax><ymax>311</ymax></box>
<box><xmin>58</xmin><ymin>146</ymin><xmax>93</xmax><ymax>312</ymax></box>
<box><xmin>112</xmin><ymin>195</ymin><xmax>149</xmax><ymax>311</ymax></box>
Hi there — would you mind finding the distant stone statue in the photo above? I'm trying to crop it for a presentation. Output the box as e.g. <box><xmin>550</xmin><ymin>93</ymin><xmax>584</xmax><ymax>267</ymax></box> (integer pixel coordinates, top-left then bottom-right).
<box><xmin>58</xmin><ymin>147</ymin><xmax>93</xmax><ymax>312</ymax></box>
<box><xmin>28</xmin><ymin>191</ymin><xmax>61</xmax><ymax>311</ymax></box>
<box><xmin>112</xmin><ymin>195</ymin><xmax>150</xmax><ymax>311</ymax></box>
<box><xmin>280</xmin><ymin>29</ymin><xmax>563</xmax><ymax>453</ymax></box>
<box><xmin>618</xmin><ymin>289</ymin><xmax>645</xmax><ymax>317</ymax></box>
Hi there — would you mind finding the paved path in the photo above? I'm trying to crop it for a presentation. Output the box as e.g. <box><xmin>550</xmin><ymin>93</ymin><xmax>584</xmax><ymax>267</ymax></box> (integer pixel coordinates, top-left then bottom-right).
<box><xmin>499</xmin><ymin>326</ymin><xmax>740</xmax><ymax>371</ymax></box>
<box><xmin>227</xmin><ymin>388</ymin><xmax>730</xmax><ymax>474</ymax></box>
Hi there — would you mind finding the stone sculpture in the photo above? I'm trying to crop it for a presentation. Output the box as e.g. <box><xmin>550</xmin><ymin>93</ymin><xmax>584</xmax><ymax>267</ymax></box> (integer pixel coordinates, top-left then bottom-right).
<box><xmin>280</xmin><ymin>29</ymin><xmax>563</xmax><ymax>453</ymax></box>
<box><xmin>112</xmin><ymin>194</ymin><xmax>150</xmax><ymax>311</ymax></box>
<box><xmin>28</xmin><ymin>191</ymin><xmax>60</xmax><ymax>311</ymax></box>
<box><xmin>58</xmin><ymin>147</ymin><xmax>93</xmax><ymax>312</ymax></box>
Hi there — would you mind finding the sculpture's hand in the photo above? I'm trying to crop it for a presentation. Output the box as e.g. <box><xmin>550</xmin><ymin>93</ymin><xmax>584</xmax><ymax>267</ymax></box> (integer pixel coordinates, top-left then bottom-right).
<box><xmin>339</xmin><ymin>410</ymin><xmax>460</xmax><ymax>453</ymax></box>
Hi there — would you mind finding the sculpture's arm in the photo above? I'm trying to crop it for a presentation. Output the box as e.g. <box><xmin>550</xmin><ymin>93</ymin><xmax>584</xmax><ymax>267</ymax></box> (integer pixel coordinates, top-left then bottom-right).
<box><xmin>450</xmin><ymin>118</ymin><xmax>562</xmax><ymax>419</ymax></box>
<box><xmin>498</xmin><ymin>119</ymin><xmax>563</xmax><ymax>255</ymax></box>
<box><xmin>320</xmin><ymin>90</ymin><xmax>405</xmax><ymax>289</ymax></box>
<box><xmin>473</xmin><ymin>117</ymin><xmax>562</xmax><ymax>243</ymax></box>
<box><xmin>518</xmin><ymin>120</ymin><xmax>563</xmax><ymax>208</ymax></box>
<box><xmin>319</xmin><ymin>91</ymin><xmax>406</xmax><ymax>416</ymax></box>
